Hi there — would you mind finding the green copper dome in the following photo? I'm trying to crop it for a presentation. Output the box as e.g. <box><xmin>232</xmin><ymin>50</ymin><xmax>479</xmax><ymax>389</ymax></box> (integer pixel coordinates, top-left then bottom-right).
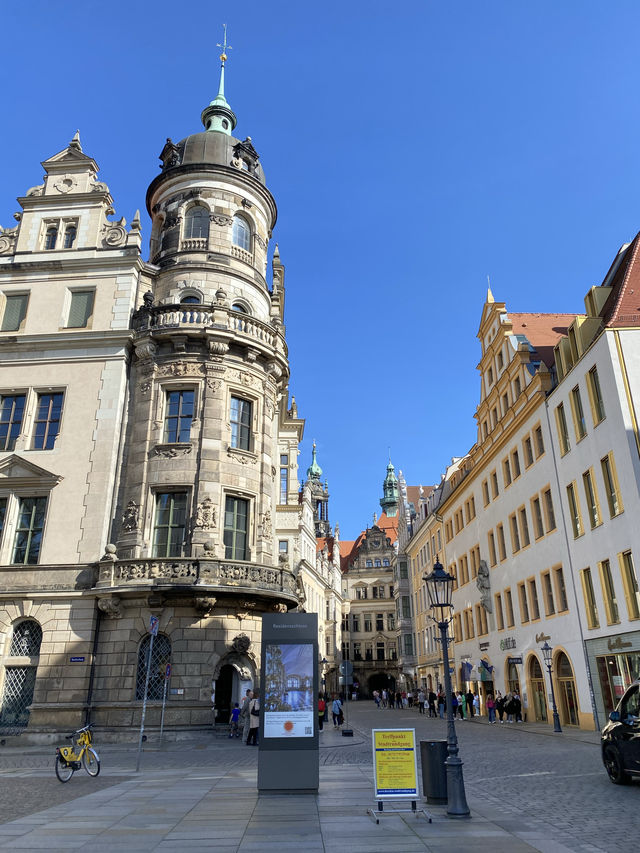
<box><xmin>306</xmin><ymin>442</ymin><xmax>323</xmax><ymax>481</ymax></box>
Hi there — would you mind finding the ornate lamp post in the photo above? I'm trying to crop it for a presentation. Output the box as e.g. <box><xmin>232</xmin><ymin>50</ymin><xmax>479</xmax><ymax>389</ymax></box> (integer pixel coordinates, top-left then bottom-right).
<box><xmin>424</xmin><ymin>559</ymin><xmax>470</xmax><ymax>817</ymax></box>
<box><xmin>540</xmin><ymin>642</ymin><xmax>562</xmax><ymax>733</ymax></box>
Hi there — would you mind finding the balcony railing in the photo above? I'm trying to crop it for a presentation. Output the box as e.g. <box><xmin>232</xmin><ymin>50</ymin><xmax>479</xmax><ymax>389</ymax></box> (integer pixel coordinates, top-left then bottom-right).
<box><xmin>95</xmin><ymin>557</ymin><xmax>298</xmax><ymax>600</ymax></box>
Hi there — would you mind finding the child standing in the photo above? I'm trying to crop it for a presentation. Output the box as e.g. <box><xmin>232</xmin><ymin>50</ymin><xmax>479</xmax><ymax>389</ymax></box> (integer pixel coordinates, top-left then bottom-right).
<box><xmin>229</xmin><ymin>702</ymin><xmax>241</xmax><ymax>738</ymax></box>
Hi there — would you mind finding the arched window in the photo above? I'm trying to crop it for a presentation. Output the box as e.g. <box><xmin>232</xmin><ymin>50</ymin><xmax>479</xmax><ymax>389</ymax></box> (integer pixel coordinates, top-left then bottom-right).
<box><xmin>63</xmin><ymin>225</ymin><xmax>77</xmax><ymax>248</ymax></box>
<box><xmin>231</xmin><ymin>302</ymin><xmax>248</xmax><ymax>314</ymax></box>
<box><xmin>44</xmin><ymin>226</ymin><xmax>58</xmax><ymax>250</ymax></box>
<box><xmin>135</xmin><ymin>633</ymin><xmax>172</xmax><ymax>700</ymax></box>
<box><xmin>184</xmin><ymin>205</ymin><xmax>209</xmax><ymax>241</ymax></box>
<box><xmin>232</xmin><ymin>215</ymin><xmax>251</xmax><ymax>251</ymax></box>
<box><xmin>180</xmin><ymin>296</ymin><xmax>201</xmax><ymax>304</ymax></box>
<box><xmin>0</xmin><ymin>620</ymin><xmax>43</xmax><ymax>731</ymax></box>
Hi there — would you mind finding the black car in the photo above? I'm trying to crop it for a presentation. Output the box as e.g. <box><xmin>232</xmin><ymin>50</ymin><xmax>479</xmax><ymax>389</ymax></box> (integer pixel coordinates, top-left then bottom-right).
<box><xmin>601</xmin><ymin>680</ymin><xmax>640</xmax><ymax>784</ymax></box>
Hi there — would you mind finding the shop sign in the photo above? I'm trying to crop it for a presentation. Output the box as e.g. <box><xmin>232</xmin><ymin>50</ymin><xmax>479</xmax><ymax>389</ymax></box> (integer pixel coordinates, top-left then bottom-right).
<box><xmin>535</xmin><ymin>632</ymin><xmax>550</xmax><ymax>643</ymax></box>
<box><xmin>608</xmin><ymin>636</ymin><xmax>633</xmax><ymax>651</ymax></box>
<box><xmin>479</xmin><ymin>642</ymin><xmax>490</xmax><ymax>651</ymax></box>
<box><xmin>371</xmin><ymin>729</ymin><xmax>418</xmax><ymax>799</ymax></box>
<box><xmin>500</xmin><ymin>637</ymin><xmax>516</xmax><ymax>651</ymax></box>
<box><xmin>508</xmin><ymin>656</ymin><xmax>523</xmax><ymax>665</ymax></box>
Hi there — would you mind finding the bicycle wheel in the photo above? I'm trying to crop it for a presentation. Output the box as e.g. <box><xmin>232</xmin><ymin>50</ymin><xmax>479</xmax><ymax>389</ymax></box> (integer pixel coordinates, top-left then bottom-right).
<box><xmin>55</xmin><ymin>755</ymin><xmax>74</xmax><ymax>783</ymax></box>
<box><xmin>82</xmin><ymin>747</ymin><xmax>100</xmax><ymax>777</ymax></box>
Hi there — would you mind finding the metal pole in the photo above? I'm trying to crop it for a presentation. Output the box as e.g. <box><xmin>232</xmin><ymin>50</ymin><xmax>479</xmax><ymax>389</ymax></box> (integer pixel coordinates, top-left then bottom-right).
<box><xmin>546</xmin><ymin>662</ymin><xmax>563</xmax><ymax>733</ymax></box>
<box><xmin>159</xmin><ymin>676</ymin><xmax>168</xmax><ymax>745</ymax></box>
<box><xmin>440</xmin><ymin>620</ymin><xmax>470</xmax><ymax>817</ymax></box>
<box><xmin>135</xmin><ymin>632</ymin><xmax>154</xmax><ymax>772</ymax></box>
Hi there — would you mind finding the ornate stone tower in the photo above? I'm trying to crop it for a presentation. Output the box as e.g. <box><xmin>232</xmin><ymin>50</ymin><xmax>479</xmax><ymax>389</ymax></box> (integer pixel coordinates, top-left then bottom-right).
<box><xmin>306</xmin><ymin>442</ymin><xmax>331</xmax><ymax>537</ymax></box>
<box><xmin>380</xmin><ymin>459</ymin><xmax>399</xmax><ymax>517</ymax></box>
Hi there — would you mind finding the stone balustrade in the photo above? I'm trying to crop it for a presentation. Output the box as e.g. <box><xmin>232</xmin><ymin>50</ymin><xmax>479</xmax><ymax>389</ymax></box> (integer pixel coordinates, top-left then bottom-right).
<box><xmin>95</xmin><ymin>557</ymin><xmax>298</xmax><ymax>600</ymax></box>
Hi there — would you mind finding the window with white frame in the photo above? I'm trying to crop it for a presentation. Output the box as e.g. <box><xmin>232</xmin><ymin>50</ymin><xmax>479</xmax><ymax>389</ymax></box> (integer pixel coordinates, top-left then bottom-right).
<box><xmin>152</xmin><ymin>492</ymin><xmax>187</xmax><ymax>557</ymax></box>
<box><xmin>12</xmin><ymin>497</ymin><xmax>47</xmax><ymax>565</ymax></box>
<box><xmin>0</xmin><ymin>394</ymin><xmax>26</xmax><ymax>451</ymax></box>
<box><xmin>1</xmin><ymin>293</ymin><xmax>29</xmax><ymax>332</ymax></box>
<box><xmin>32</xmin><ymin>392</ymin><xmax>63</xmax><ymax>450</ymax></box>
<box><xmin>223</xmin><ymin>495</ymin><xmax>249</xmax><ymax>561</ymax></box>
<box><xmin>232</xmin><ymin>215</ymin><xmax>251</xmax><ymax>251</ymax></box>
<box><xmin>164</xmin><ymin>389</ymin><xmax>194</xmax><ymax>443</ymax></box>
<box><xmin>67</xmin><ymin>290</ymin><xmax>95</xmax><ymax>328</ymax></box>
<box><xmin>230</xmin><ymin>396</ymin><xmax>252</xmax><ymax>451</ymax></box>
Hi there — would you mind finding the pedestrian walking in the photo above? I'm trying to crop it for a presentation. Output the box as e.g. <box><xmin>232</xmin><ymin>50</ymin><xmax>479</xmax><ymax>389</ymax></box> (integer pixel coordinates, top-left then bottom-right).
<box><xmin>457</xmin><ymin>691</ymin><xmax>465</xmax><ymax>719</ymax></box>
<box><xmin>428</xmin><ymin>690</ymin><xmax>437</xmax><ymax>718</ymax></box>
<box><xmin>240</xmin><ymin>688</ymin><xmax>253</xmax><ymax>743</ymax></box>
<box><xmin>388</xmin><ymin>690</ymin><xmax>395</xmax><ymax>709</ymax></box>
<box><xmin>246</xmin><ymin>690</ymin><xmax>260</xmax><ymax>745</ymax></box>
<box><xmin>417</xmin><ymin>689</ymin><xmax>426</xmax><ymax>714</ymax></box>
<box><xmin>437</xmin><ymin>689</ymin><xmax>445</xmax><ymax>719</ymax></box>
<box><xmin>513</xmin><ymin>691</ymin><xmax>523</xmax><ymax>722</ymax></box>
<box><xmin>487</xmin><ymin>694</ymin><xmax>496</xmax><ymax>723</ymax></box>
<box><xmin>396</xmin><ymin>691</ymin><xmax>402</xmax><ymax>709</ymax></box>
<box><xmin>318</xmin><ymin>692</ymin><xmax>326</xmax><ymax>731</ymax></box>
<box><xmin>473</xmin><ymin>693</ymin><xmax>480</xmax><ymax>717</ymax></box>
<box><xmin>451</xmin><ymin>691</ymin><xmax>458</xmax><ymax>718</ymax></box>
<box><xmin>407</xmin><ymin>691</ymin><xmax>413</xmax><ymax>708</ymax></box>
<box><xmin>332</xmin><ymin>694</ymin><xmax>343</xmax><ymax>728</ymax></box>
<box><xmin>466</xmin><ymin>689</ymin><xmax>475</xmax><ymax>718</ymax></box>
<box><xmin>505</xmin><ymin>692</ymin><xmax>515</xmax><ymax>723</ymax></box>
<box><xmin>496</xmin><ymin>691</ymin><xmax>505</xmax><ymax>723</ymax></box>
<box><xmin>373</xmin><ymin>689</ymin><xmax>381</xmax><ymax>708</ymax></box>
<box><xmin>229</xmin><ymin>702</ymin><xmax>241</xmax><ymax>738</ymax></box>
<box><xmin>381</xmin><ymin>689</ymin><xmax>388</xmax><ymax>709</ymax></box>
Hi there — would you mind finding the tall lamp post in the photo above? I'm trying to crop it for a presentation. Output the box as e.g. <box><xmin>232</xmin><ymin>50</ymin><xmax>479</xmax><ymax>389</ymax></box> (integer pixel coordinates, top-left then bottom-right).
<box><xmin>540</xmin><ymin>642</ymin><xmax>562</xmax><ymax>733</ymax></box>
<box><xmin>424</xmin><ymin>560</ymin><xmax>470</xmax><ymax>817</ymax></box>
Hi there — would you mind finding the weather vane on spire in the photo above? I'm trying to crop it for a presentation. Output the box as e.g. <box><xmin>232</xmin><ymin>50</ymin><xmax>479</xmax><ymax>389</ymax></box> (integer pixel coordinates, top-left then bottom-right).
<box><xmin>217</xmin><ymin>23</ymin><xmax>232</xmax><ymax>65</ymax></box>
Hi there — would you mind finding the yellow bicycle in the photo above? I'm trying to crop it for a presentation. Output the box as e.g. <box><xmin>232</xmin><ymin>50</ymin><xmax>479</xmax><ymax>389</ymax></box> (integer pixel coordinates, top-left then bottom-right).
<box><xmin>55</xmin><ymin>723</ymin><xmax>100</xmax><ymax>782</ymax></box>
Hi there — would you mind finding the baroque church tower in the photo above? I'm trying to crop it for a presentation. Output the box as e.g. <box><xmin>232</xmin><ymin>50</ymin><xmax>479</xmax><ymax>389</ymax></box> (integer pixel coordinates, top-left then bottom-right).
<box><xmin>0</xmin><ymin>39</ymin><xmax>339</xmax><ymax>735</ymax></box>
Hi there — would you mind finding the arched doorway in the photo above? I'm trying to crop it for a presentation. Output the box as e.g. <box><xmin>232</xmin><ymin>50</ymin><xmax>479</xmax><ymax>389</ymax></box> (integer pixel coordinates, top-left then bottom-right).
<box><xmin>528</xmin><ymin>655</ymin><xmax>547</xmax><ymax>722</ymax></box>
<box><xmin>215</xmin><ymin>664</ymin><xmax>237</xmax><ymax>725</ymax></box>
<box><xmin>507</xmin><ymin>660</ymin><xmax>520</xmax><ymax>695</ymax></box>
<box><xmin>368</xmin><ymin>672</ymin><xmax>395</xmax><ymax>699</ymax></box>
<box><xmin>556</xmin><ymin>652</ymin><xmax>578</xmax><ymax>726</ymax></box>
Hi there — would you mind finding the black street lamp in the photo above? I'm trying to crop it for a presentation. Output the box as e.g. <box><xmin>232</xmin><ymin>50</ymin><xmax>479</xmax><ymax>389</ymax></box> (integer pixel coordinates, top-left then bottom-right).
<box><xmin>540</xmin><ymin>642</ymin><xmax>562</xmax><ymax>733</ymax></box>
<box><xmin>424</xmin><ymin>559</ymin><xmax>470</xmax><ymax>818</ymax></box>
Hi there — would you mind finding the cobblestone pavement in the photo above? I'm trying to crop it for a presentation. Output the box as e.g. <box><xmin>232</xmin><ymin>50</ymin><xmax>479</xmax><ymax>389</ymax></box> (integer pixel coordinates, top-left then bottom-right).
<box><xmin>0</xmin><ymin>703</ymin><xmax>637</xmax><ymax>852</ymax></box>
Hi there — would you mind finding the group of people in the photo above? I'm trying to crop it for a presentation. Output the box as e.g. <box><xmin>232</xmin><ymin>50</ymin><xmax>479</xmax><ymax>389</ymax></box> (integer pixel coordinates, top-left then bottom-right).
<box><xmin>228</xmin><ymin>688</ymin><xmax>261</xmax><ymax>744</ymax></box>
<box><xmin>318</xmin><ymin>693</ymin><xmax>344</xmax><ymax>730</ymax></box>
<box><xmin>373</xmin><ymin>686</ymin><xmax>525</xmax><ymax>723</ymax></box>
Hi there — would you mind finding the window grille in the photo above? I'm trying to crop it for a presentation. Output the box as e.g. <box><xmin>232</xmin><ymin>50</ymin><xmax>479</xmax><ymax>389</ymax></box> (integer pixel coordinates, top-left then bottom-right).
<box><xmin>135</xmin><ymin>634</ymin><xmax>171</xmax><ymax>701</ymax></box>
<box><xmin>0</xmin><ymin>667</ymin><xmax>37</xmax><ymax>732</ymax></box>
<box><xmin>9</xmin><ymin>621</ymin><xmax>43</xmax><ymax>657</ymax></box>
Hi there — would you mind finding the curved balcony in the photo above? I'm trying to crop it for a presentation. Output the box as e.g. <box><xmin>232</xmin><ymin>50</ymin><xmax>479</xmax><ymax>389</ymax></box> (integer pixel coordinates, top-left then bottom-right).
<box><xmin>132</xmin><ymin>303</ymin><xmax>287</xmax><ymax>358</ymax></box>
<box><xmin>94</xmin><ymin>557</ymin><xmax>298</xmax><ymax>604</ymax></box>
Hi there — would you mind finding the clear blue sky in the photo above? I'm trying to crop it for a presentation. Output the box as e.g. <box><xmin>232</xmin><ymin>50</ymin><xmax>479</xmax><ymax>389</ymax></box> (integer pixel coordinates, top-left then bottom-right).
<box><xmin>3</xmin><ymin>2</ymin><xmax>640</xmax><ymax>540</ymax></box>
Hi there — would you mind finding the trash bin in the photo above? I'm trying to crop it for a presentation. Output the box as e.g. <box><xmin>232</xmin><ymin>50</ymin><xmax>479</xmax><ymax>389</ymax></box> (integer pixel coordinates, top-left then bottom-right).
<box><xmin>420</xmin><ymin>740</ymin><xmax>448</xmax><ymax>804</ymax></box>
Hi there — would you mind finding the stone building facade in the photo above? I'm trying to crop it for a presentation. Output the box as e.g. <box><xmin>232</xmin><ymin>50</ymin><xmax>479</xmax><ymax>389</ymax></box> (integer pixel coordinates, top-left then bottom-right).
<box><xmin>0</xmin><ymin>57</ymin><xmax>339</xmax><ymax>737</ymax></box>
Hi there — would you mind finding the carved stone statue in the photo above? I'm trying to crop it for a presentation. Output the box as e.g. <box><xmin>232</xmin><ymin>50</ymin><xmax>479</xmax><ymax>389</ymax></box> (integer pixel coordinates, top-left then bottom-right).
<box><xmin>477</xmin><ymin>559</ymin><xmax>492</xmax><ymax>612</ymax></box>
<box><xmin>122</xmin><ymin>500</ymin><xmax>139</xmax><ymax>532</ymax></box>
<box><xmin>195</xmin><ymin>498</ymin><xmax>216</xmax><ymax>530</ymax></box>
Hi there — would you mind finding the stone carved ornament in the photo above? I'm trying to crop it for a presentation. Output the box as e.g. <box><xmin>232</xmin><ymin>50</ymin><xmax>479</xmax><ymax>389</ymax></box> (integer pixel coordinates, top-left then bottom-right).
<box><xmin>98</xmin><ymin>596</ymin><xmax>122</xmax><ymax>619</ymax></box>
<box><xmin>477</xmin><ymin>560</ymin><xmax>492</xmax><ymax>612</ymax></box>
<box><xmin>158</xmin><ymin>362</ymin><xmax>206</xmax><ymax>378</ymax></box>
<box><xmin>231</xmin><ymin>633</ymin><xmax>251</xmax><ymax>654</ymax></box>
<box><xmin>154</xmin><ymin>445</ymin><xmax>193</xmax><ymax>458</ymax></box>
<box><xmin>103</xmin><ymin>224</ymin><xmax>127</xmax><ymax>247</ymax></box>
<box><xmin>211</xmin><ymin>214</ymin><xmax>232</xmax><ymax>226</ymax></box>
<box><xmin>195</xmin><ymin>497</ymin><xmax>217</xmax><ymax>530</ymax></box>
<box><xmin>194</xmin><ymin>596</ymin><xmax>217</xmax><ymax>617</ymax></box>
<box><xmin>122</xmin><ymin>500</ymin><xmax>140</xmax><ymax>531</ymax></box>
<box><xmin>259</xmin><ymin>510</ymin><xmax>272</xmax><ymax>541</ymax></box>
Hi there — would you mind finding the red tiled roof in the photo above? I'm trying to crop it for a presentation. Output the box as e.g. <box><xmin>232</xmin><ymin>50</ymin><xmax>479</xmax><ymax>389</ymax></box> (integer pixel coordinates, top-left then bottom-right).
<box><xmin>506</xmin><ymin>312</ymin><xmax>576</xmax><ymax>368</ymax></box>
<box><xmin>602</xmin><ymin>234</ymin><xmax>640</xmax><ymax>328</ymax></box>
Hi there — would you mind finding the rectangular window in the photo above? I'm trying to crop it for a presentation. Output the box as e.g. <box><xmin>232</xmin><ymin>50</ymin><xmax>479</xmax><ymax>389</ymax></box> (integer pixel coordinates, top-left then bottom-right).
<box><xmin>570</xmin><ymin>386</ymin><xmax>587</xmax><ymax>440</ymax></box>
<box><xmin>401</xmin><ymin>596</ymin><xmax>411</xmax><ymax>619</ymax></box>
<box><xmin>376</xmin><ymin>641</ymin><xmax>385</xmax><ymax>661</ymax></box>
<box><xmin>543</xmin><ymin>487</ymin><xmax>556</xmax><ymax>531</ymax></box>
<box><xmin>1</xmin><ymin>293</ymin><xmax>29</xmax><ymax>332</ymax></box>
<box><xmin>619</xmin><ymin>551</ymin><xmax>640</xmax><ymax>621</ymax></box>
<box><xmin>0</xmin><ymin>497</ymin><xmax>6</xmax><ymax>544</ymax></box>
<box><xmin>495</xmin><ymin>592</ymin><xmax>505</xmax><ymax>630</ymax></box>
<box><xmin>553</xmin><ymin>566</ymin><xmax>569</xmax><ymax>613</ymax></box>
<box><xmin>514</xmin><ymin>376</ymin><xmax>521</xmax><ymax>397</ymax></box>
<box><xmin>67</xmin><ymin>290</ymin><xmax>95</xmax><ymax>328</ymax></box>
<box><xmin>453</xmin><ymin>613</ymin><xmax>463</xmax><ymax>644</ymax></box>
<box><xmin>475</xmin><ymin>604</ymin><xmax>488</xmax><ymax>636</ymax></box>
<box><xmin>460</xmin><ymin>554</ymin><xmax>469</xmax><ymax>585</ymax></box>
<box><xmin>541</xmin><ymin>571</ymin><xmax>555</xmax><ymax>616</ymax></box>
<box><xmin>581</xmin><ymin>567</ymin><xmax>599</xmax><ymax>629</ymax></box>
<box><xmin>482</xmin><ymin>479</ymin><xmax>490</xmax><ymax>506</ymax></box>
<box><xmin>556</xmin><ymin>403</ymin><xmax>571</xmax><ymax>455</ymax></box>
<box><xmin>464</xmin><ymin>608</ymin><xmax>474</xmax><ymax>639</ymax></box>
<box><xmin>512</xmin><ymin>450</ymin><xmax>521</xmax><ymax>479</ymax></box>
<box><xmin>230</xmin><ymin>396</ymin><xmax>252</xmax><ymax>451</ymax></box>
<box><xmin>534</xmin><ymin>424</ymin><xmax>545</xmax><ymax>457</ymax></box>
<box><xmin>279</xmin><ymin>454</ymin><xmax>289</xmax><ymax>504</ymax></box>
<box><xmin>488</xmin><ymin>530</ymin><xmax>497</xmax><ymax>567</ymax></box>
<box><xmin>364</xmin><ymin>613</ymin><xmax>373</xmax><ymax>632</ymax></box>
<box><xmin>164</xmin><ymin>389</ymin><xmax>194</xmax><ymax>443</ymax></box>
<box><xmin>403</xmin><ymin>634</ymin><xmax>414</xmax><ymax>656</ymax></box>
<box><xmin>32</xmin><ymin>392</ymin><xmax>63</xmax><ymax>450</ymax></box>
<box><xmin>278</xmin><ymin>540</ymin><xmax>288</xmax><ymax>558</ymax></box>
<box><xmin>587</xmin><ymin>365</ymin><xmax>606</xmax><ymax>424</ymax></box>
<box><xmin>505</xmin><ymin>587</ymin><xmax>515</xmax><ymax>627</ymax></box>
<box><xmin>153</xmin><ymin>492</ymin><xmax>187</xmax><ymax>557</ymax></box>
<box><xmin>352</xmin><ymin>642</ymin><xmax>361</xmax><ymax>660</ymax></box>
<box><xmin>601</xmin><ymin>453</ymin><xmax>623</xmax><ymax>517</ymax></box>
<box><xmin>599</xmin><ymin>559</ymin><xmax>620</xmax><ymax>625</ymax></box>
<box><xmin>582</xmin><ymin>469</ymin><xmax>601</xmax><ymax>529</ymax></box>
<box><xmin>376</xmin><ymin>613</ymin><xmax>384</xmax><ymax>631</ymax></box>
<box><xmin>523</xmin><ymin>436</ymin><xmax>534</xmax><ymax>468</ymax></box>
<box><xmin>531</xmin><ymin>496</ymin><xmax>544</xmax><ymax>539</ymax></box>
<box><xmin>12</xmin><ymin>496</ymin><xmax>47</xmax><ymax>565</ymax></box>
<box><xmin>491</xmin><ymin>470</ymin><xmax>499</xmax><ymax>499</ymax></box>
<box><xmin>497</xmin><ymin>523</ymin><xmax>507</xmax><ymax>561</ymax></box>
<box><xmin>223</xmin><ymin>495</ymin><xmax>249</xmax><ymax>561</ymax></box>
<box><xmin>528</xmin><ymin>578</ymin><xmax>540</xmax><ymax>620</ymax></box>
<box><xmin>566</xmin><ymin>482</ymin><xmax>583</xmax><ymax>538</ymax></box>
<box><xmin>503</xmin><ymin>457</ymin><xmax>512</xmax><ymax>487</ymax></box>
<box><xmin>0</xmin><ymin>393</ymin><xmax>26</xmax><ymax>451</ymax></box>
<box><xmin>351</xmin><ymin>614</ymin><xmax>360</xmax><ymax>632</ymax></box>
<box><xmin>519</xmin><ymin>506</ymin><xmax>530</xmax><ymax>547</ymax></box>
<box><xmin>518</xmin><ymin>581</ymin><xmax>530</xmax><ymax>623</ymax></box>
<box><xmin>510</xmin><ymin>513</ymin><xmax>521</xmax><ymax>553</ymax></box>
<box><xmin>387</xmin><ymin>613</ymin><xmax>395</xmax><ymax>631</ymax></box>
<box><xmin>399</xmin><ymin>560</ymin><xmax>408</xmax><ymax>579</ymax></box>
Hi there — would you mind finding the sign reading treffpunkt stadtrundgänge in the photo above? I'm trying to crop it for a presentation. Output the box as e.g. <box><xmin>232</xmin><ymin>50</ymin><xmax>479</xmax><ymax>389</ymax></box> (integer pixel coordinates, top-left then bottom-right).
<box><xmin>263</xmin><ymin>642</ymin><xmax>314</xmax><ymax>738</ymax></box>
<box><xmin>372</xmin><ymin>729</ymin><xmax>419</xmax><ymax>799</ymax></box>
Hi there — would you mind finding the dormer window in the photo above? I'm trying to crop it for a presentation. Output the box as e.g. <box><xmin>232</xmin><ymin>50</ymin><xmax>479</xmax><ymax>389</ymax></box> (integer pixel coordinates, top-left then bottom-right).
<box><xmin>44</xmin><ymin>226</ymin><xmax>58</xmax><ymax>250</ymax></box>
<box><xmin>232</xmin><ymin>215</ymin><xmax>251</xmax><ymax>252</ymax></box>
<box><xmin>63</xmin><ymin>225</ymin><xmax>77</xmax><ymax>248</ymax></box>
<box><xmin>184</xmin><ymin>205</ymin><xmax>209</xmax><ymax>241</ymax></box>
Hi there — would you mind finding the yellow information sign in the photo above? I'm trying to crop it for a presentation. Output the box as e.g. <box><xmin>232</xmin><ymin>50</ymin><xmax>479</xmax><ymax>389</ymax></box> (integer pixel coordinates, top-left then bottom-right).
<box><xmin>372</xmin><ymin>728</ymin><xmax>419</xmax><ymax>799</ymax></box>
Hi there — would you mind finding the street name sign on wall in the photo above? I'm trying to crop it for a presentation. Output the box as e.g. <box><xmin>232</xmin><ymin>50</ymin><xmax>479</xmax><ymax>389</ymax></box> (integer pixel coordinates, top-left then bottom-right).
<box><xmin>371</xmin><ymin>729</ymin><xmax>419</xmax><ymax>798</ymax></box>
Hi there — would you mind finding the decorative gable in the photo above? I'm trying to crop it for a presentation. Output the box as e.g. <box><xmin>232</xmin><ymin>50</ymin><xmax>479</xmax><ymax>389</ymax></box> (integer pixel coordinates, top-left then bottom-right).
<box><xmin>0</xmin><ymin>455</ymin><xmax>63</xmax><ymax>490</ymax></box>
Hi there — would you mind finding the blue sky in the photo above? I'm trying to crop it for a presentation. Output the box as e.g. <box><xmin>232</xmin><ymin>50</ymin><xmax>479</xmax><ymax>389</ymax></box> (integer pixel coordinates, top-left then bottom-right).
<box><xmin>3</xmin><ymin>2</ymin><xmax>640</xmax><ymax>540</ymax></box>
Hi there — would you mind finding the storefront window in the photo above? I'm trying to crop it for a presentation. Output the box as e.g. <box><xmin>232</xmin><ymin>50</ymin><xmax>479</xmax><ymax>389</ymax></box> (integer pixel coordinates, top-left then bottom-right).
<box><xmin>596</xmin><ymin>652</ymin><xmax>640</xmax><ymax>715</ymax></box>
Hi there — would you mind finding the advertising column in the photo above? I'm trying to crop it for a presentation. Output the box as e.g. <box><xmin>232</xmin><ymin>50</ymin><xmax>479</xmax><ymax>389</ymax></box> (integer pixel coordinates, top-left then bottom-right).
<box><xmin>258</xmin><ymin>612</ymin><xmax>319</xmax><ymax>792</ymax></box>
